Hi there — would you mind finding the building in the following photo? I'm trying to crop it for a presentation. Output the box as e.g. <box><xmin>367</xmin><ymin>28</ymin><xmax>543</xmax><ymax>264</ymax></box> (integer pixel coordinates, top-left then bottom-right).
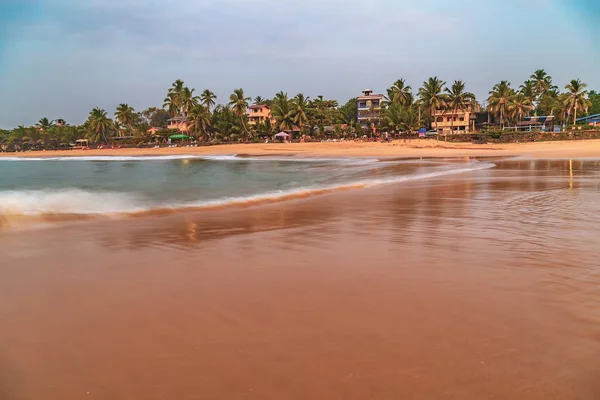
<box><xmin>576</xmin><ymin>113</ymin><xmax>600</xmax><ymax>126</ymax></box>
<box><xmin>167</xmin><ymin>116</ymin><xmax>190</xmax><ymax>133</ymax></box>
<box><xmin>432</xmin><ymin>104</ymin><xmax>482</xmax><ymax>135</ymax></box>
<box><xmin>247</xmin><ymin>104</ymin><xmax>275</xmax><ymax>125</ymax></box>
<box><xmin>357</xmin><ymin>89</ymin><xmax>384</xmax><ymax>128</ymax></box>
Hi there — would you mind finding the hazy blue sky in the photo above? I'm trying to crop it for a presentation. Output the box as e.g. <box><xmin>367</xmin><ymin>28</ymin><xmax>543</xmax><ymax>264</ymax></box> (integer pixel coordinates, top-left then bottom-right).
<box><xmin>1</xmin><ymin>0</ymin><xmax>598</xmax><ymax>128</ymax></box>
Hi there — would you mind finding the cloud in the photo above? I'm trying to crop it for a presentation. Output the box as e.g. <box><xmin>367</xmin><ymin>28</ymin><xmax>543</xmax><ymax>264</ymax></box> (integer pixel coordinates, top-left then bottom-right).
<box><xmin>0</xmin><ymin>0</ymin><xmax>598</xmax><ymax>128</ymax></box>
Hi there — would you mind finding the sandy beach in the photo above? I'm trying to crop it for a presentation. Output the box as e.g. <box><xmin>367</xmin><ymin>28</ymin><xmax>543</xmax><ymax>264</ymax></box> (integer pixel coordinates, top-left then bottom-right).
<box><xmin>3</xmin><ymin>138</ymin><xmax>600</xmax><ymax>159</ymax></box>
<box><xmin>2</xmin><ymin>159</ymin><xmax>600</xmax><ymax>399</ymax></box>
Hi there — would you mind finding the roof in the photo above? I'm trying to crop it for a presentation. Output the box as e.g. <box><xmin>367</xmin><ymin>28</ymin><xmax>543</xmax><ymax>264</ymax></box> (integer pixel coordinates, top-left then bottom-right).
<box><xmin>357</xmin><ymin>94</ymin><xmax>384</xmax><ymax>101</ymax></box>
<box><xmin>249</xmin><ymin>104</ymin><xmax>270</xmax><ymax>109</ymax></box>
<box><xmin>167</xmin><ymin>116</ymin><xmax>189</xmax><ymax>122</ymax></box>
<box><xmin>576</xmin><ymin>113</ymin><xmax>600</xmax><ymax>122</ymax></box>
<box><xmin>524</xmin><ymin>115</ymin><xmax>554</xmax><ymax>123</ymax></box>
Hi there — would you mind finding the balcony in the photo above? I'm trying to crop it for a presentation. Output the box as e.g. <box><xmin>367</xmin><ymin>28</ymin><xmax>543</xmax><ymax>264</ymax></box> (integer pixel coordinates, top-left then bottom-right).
<box><xmin>358</xmin><ymin>111</ymin><xmax>381</xmax><ymax>120</ymax></box>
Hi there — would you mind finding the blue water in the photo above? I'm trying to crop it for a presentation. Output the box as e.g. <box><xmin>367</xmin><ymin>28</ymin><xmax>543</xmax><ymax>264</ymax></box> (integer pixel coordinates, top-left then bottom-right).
<box><xmin>0</xmin><ymin>155</ymin><xmax>493</xmax><ymax>217</ymax></box>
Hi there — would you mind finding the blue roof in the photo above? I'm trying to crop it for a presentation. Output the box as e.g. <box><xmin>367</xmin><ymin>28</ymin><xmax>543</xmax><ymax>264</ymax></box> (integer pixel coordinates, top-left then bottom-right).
<box><xmin>577</xmin><ymin>114</ymin><xmax>600</xmax><ymax>122</ymax></box>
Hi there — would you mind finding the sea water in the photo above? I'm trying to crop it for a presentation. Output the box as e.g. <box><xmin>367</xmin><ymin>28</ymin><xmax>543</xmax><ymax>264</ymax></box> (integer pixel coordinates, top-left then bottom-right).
<box><xmin>0</xmin><ymin>155</ymin><xmax>493</xmax><ymax>219</ymax></box>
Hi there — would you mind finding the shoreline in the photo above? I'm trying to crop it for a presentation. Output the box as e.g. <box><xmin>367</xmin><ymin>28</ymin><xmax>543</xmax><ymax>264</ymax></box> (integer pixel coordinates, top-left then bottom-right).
<box><xmin>2</xmin><ymin>139</ymin><xmax>600</xmax><ymax>159</ymax></box>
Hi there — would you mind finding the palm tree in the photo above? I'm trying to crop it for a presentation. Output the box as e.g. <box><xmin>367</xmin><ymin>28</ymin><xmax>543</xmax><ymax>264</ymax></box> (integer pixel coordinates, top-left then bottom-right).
<box><xmin>228</xmin><ymin>88</ymin><xmax>251</xmax><ymax>139</ymax></box>
<box><xmin>508</xmin><ymin>94</ymin><xmax>534</xmax><ymax>123</ymax></box>
<box><xmin>519</xmin><ymin>80</ymin><xmax>536</xmax><ymax>104</ymax></box>
<box><xmin>418</xmin><ymin>77</ymin><xmax>446</xmax><ymax>137</ymax></box>
<box><xmin>401</xmin><ymin>108</ymin><xmax>421</xmax><ymax>134</ymax></box>
<box><xmin>530</xmin><ymin>69</ymin><xmax>552</xmax><ymax>99</ymax></box>
<box><xmin>180</xmin><ymin>87</ymin><xmax>199</xmax><ymax>117</ymax></box>
<box><xmin>387</xmin><ymin>79</ymin><xmax>413</xmax><ymax>107</ymax></box>
<box><xmin>201</xmin><ymin>89</ymin><xmax>217</xmax><ymax>110</ymax></box>
<box><xmin>189</xmin><ymin>104</ymin><xmax>212</xmax><ymax>139</ymax></box>
<box><xmin>254</xmin><ymin>96</ymin><xmax>265</xmax><ymax>105</ymax></box>
<box><xmin>163</xmin><ymin>79</ymin><xmax>186</xmax><ymax>116</ymax></box>
<box><xmin>163</xmin><ymin>93</ymin><xmax>179</xmax><ymax>116</ymax></box>
<box><xmin>488</xmin><ymin>81</ymin><xmax>514</xmax><ymax>129</ymax></box>
<box><xmin>444</xmin><ymin>80</ymin><xmax>475</xmax><ymax>139</ymax></box>
<box><xmin>384</xmin><ymin>103</ymin><xmax>404</xmax><ymax>133</ymax></box>
<box><xmin>114</xmin><ymin>104</ymin><xmax>136</xmax><ymax>135</ymax></box>
<box><xmin>271</xmin><ymin>93</ymin><xmax>296</xmax><ymax>132</ymax></box>
<box><xmin>563</xmin><ymin>79</ymin><xmax>591</xmax><ymax>125</ymax></box>
<box><xmin>36</xmin><ymin>117</ymin><xmax>53</xmax><ymax>131</ymax></box>
<box><xmin>293</xmin><ymin>93</ymin><xmax>310</xmax><ymax>132</ymax></box>
<box><xmin>86</xmin><ymin>108</ymin><xmax>113</xmax><ymax>144</ymax></box>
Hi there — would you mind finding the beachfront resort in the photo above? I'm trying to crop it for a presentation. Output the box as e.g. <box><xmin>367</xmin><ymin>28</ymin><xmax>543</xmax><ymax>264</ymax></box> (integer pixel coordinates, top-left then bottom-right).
<box><xmin>1</xmin><ymin>69</ymin><xmax>599</xmax><ymax>151</ymax></box>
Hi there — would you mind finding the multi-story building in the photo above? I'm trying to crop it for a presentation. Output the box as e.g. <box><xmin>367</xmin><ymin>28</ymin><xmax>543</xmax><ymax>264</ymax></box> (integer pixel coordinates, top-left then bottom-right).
<box><xmin>167</xmin><ymin>115</ymin><xmax>191</xmax><ymax>133</ymax></box>
<box><xmin>247</xmin><ymin>104</ymin><xmax>275</xmax><ymax>125</ymax></box>
<box><xmin>432</xmin><ymin>103</ymin><xmax>482</xmax><ymax>135</ymax></box>
<box><xmin>356</xmin><ymin>89</ymin><xmax>384</xmax><ymax>128</ymax></box>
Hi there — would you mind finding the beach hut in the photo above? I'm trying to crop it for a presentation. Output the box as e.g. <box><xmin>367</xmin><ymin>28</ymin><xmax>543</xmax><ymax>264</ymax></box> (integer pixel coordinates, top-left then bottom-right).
<box><xmin>73</xmin><ymin>139</ymin><xmax>89</xmax><ymax>149</ymax></box>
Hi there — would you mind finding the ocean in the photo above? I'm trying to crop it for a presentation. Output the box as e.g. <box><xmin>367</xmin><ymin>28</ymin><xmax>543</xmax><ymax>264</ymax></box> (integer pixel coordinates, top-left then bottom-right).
<box><xmin>0</xmin><ymin>155</ymin><xmax>492</xmax><ymax>223</ymax></box>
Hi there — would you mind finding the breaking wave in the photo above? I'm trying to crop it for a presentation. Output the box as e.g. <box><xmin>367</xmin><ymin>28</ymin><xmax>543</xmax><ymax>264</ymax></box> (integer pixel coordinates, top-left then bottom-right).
<box><xmin>0</xmin><ymin>163</ymin><xmax>494</xmax><ymax>223</ymax></box>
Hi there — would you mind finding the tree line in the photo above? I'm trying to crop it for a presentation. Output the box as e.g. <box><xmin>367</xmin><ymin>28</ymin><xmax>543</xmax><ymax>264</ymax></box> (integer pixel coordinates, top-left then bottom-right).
<box><xmin>1</xmin><ymin>69</ymin><xmax>598</xmax><ymax>150</ymax></box>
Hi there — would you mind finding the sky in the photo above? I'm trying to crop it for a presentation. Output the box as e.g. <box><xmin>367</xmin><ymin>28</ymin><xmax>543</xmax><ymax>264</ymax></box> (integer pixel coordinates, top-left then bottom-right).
<box><xmin>0</xmin><ymin>0</ymin><xmax>599</xmax><ymax>128</ymax></box>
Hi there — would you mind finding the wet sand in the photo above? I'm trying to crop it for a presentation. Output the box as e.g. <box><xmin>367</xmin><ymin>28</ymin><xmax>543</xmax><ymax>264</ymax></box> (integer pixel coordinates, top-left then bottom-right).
<box><xmin>3</xmin><ymin>138</ymin><xmax>600</xmax><ymax>159</ymax></box>
<box><xmin>1</xmin><ymin>160</ymin><xmax>600</xmax><ymax>399</ymax></box>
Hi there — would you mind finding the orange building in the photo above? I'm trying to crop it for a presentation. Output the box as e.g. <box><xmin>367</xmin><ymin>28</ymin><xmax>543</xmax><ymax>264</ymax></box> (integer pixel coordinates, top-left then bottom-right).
<box><xmin>167</xmin><ymin>116</ymin><xmax>191</xmax><ymax>133</ymax></box>
<box><xmin>432</xmin><ymin>103</ymin><xmax>482</xmax><ymax>135</ymax></box>
<box><xmin>247</xmin><ymin>105</ymin><xmax>275</xmax><ymax>125</ymax></box>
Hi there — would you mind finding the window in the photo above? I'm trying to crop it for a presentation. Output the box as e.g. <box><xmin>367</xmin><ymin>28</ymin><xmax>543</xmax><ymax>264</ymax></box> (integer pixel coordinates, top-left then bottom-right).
<box><xmin>459</xmin><ymin>117</ymin><xmax>465</xmax><ymax>121</ymax></box>
<box><xmin>446</xmin><ymin>117</ymin><xmax>452</xmax><ymax>122</ymax></box>
<box><xmin>436</xmin><ymin>117</ymin><xmax>443</xmax><ymax>123</ymax></box>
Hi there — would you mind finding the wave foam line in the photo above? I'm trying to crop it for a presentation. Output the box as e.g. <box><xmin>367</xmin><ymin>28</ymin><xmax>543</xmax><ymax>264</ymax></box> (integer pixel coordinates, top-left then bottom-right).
<box><xmin>0</xmin><ymin>163</ymin><xmax>494</xmax><ymax>223</ymax></box>
<box><xmin>0</xmin><ymin>154</ymin><xmax>379</xmax><ymax>163</ymax></box>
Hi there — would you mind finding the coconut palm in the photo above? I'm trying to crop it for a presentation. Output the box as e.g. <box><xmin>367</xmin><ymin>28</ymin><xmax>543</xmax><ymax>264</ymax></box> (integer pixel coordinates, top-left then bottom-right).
<box><xmin>384</xmin><ymin>103</ymin><xmax>404</xmax><ymax>133</ymax></box>
<box><xmin>114</xmin><ymin>103</ymin><xmax>136</xmax><ymax>134</ymax></box>
<box><xmin>293</xmin><ymin>93</ymin><xmax>310</xmax><ymax>132</ymax></box>
<box><xmin>401</xmin><ymin>108</ymin><xmax>421</xmax><ymax>133</ymax></box>
<box><xmin>163</xmin><ymin>79</ymin><xmax>186</xmax><ymax>115</ymax></box>
<box><xmin>254</xmin><ymin>96</ymin><xmax>265</xmax><ymax>104</ymax></box>
<box><xmin>189</xmin><ymin>104</ymin><xmax>212</xmax><ymax>139</ymax></box>
<box><xmin>387</xmin><ymin>79</ymin><xmax>413</xmax><ymax>107</ymax></box>
<box><xmin>86</xmin><ymin>108</ymin><xmax>113</xmax><ymax>144</ymax></box>
<box><xmin>36</xmin><ymin>117</ymin><xmax>53</xmax><ymax>131</ymax></box>
<box><xmin>201</xmin><ymin>89</ymin><xmax>217</xmax><ymax>110</ymax></box>
<box><xmin>508</xmin><ymin>94</ymin><xmax>534</xmax><ymax>123</ymax></box>
<box><xmin>488</xmin><ymin>81</ymin><xmax>515</xmax><ymax>128</ymax></box>
<box><xmin>418</xmin><ymin>77</ymin><xmax>446</xmax><ymax>136</ymax></box>
<box><xmin>163</xmin><ymin>93</ymin><xmax>179</xmax><ymax>116</ymax></box>
<box><xmin>519</xmin><ymin>80</ymin><xmax>536</xmax><ymax>104</ymax></box>
<box><xmin>530</xmin><ymin>69</ymin><xmax>552</xmax><ymax>99</ymax></box>
<box><xmin>228</xmin><ymin>88</ymin><xmax>251</xmax><ymax>139</ymax></box>
<box><xmin>180</xmin><ymin>87</ymin><xmax>199</xmax><ymax>117</ymax></box>
<box><xmin>271</xmin><ymin>93</ymin><xmax>296</xmax><ymax>132</ymax></box>
<box><xmin>444</xmin><ymin>80</ymin><xmax>475</xmax><ymax>139</ymax></box>
<box><xmin>563</xmin><ymin>79</ymin><xmax>591</xmax><ymax>125</ymax></box>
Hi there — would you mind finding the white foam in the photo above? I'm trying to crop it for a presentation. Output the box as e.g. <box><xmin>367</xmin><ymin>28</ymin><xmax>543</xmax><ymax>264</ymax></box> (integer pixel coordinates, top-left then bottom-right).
<box><xmin>0</xmin><ymin>154</ymin><xmax>378</xmax><ymax>163</ymax></box>
<box><xmin>0</xmin><ymin>162</ymin><xmax>494</xmax><ymax>217</ymax></box>
<box><xmin>0</xmin><ymin>189</ymin><xmax>144</xmax><ymax>215</ymax></box>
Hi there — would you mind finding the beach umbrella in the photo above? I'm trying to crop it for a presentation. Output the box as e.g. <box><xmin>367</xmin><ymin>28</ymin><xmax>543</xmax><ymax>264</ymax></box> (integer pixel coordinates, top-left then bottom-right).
<box><xmin>274</xmin><ymin>132</ymin><xmax>290</xmax><ymax>138</ymax></box>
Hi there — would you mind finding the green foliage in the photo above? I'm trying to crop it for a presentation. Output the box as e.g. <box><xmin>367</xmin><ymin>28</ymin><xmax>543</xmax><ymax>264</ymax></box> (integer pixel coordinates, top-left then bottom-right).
<box><xmin>339</xmin><ymin>98</ymin><xmax>358</xmax><ymax>125</ymax></box>
<box><xmin>488</xmin><ymin>80</ymin><xmax>515</xmax><ymax>127</ymax></box>
<box><xmin>142</xmin><ymin>107</ymin><xmax>170</xmax><ymax>128</ymax></box>
<box><xmin>563</xmin><ymin>79</ymin><xmax>591</xmax><ymax>125</ymax></box>
<box><xmin>588</xmin><ymin>90</ymin><xmax>600</xmax><ymax>116</ymax></box>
